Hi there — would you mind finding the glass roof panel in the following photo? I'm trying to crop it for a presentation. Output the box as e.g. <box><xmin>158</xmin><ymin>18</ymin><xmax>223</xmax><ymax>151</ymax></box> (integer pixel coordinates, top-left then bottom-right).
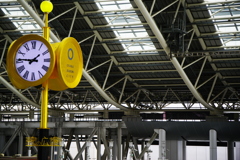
<box><xmin>96</xmin><ymin>0</ymin><xmax>157</xmax><ymax>54</ymax></box>
<box><xmin>0</xmin><ymin>2</ymin><xmax>51</xmax><ymax>40</ymax></box>
<box><xmin>206</xmin><ymin>0</ymin><xmax>240</xmax><ymax>49</ymax></box>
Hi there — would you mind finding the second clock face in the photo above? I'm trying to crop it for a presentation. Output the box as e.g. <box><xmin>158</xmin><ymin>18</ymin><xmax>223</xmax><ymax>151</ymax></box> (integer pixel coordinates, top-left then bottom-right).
<box><xmin>15</xmin><ymin>40</ymin><xmax>51</xmax><ymax>82</ymax></box>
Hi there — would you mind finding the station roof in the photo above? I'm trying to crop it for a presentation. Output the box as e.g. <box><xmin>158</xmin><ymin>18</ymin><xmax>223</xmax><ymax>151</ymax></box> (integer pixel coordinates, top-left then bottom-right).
<box><xmin>0</xmin><ymin>0</ymin><xmax>240</xmax><ymax>115</ymax></box>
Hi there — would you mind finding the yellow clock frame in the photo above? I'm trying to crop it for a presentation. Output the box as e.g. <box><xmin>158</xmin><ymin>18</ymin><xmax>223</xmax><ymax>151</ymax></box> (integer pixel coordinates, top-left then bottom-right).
<box><xmin>48</xmin><ymin>37</ymin><xmax>83</xmax><ymax>91</ymax></box>
<box><xmin>7</xmin><ymin>34</ymin><xmax>55</xmax><ymax>89</ymax></box>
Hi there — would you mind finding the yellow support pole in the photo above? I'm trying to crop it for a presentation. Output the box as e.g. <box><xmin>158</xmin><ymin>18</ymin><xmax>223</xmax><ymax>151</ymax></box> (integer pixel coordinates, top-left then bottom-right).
<box><xmin>38</xmin><ymin>2</ymin><xmax>53</xmax><ymax>160</ymax></box>
<box><xmin>43</xmin><ymin>12</ymin><xmax>50</xmax><ymax>41</ymax></box>
<box><xmin>39</xmin><ymin>1</ymin><xmax>53</xmax><ymax>129</ymax></box>
<box><xmin>40</xmin><ymin>13</ymin><xmax>50</xmax><ymax>129</ymax></box>
<box><xmin>40</xmin><ymin>80</ymin><xmax>49</xmax><ymax>129</ymax></box>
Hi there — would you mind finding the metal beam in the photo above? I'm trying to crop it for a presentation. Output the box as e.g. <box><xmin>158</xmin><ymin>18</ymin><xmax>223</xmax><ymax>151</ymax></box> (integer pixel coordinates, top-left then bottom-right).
<box><xmin>187</xmin><ymin>0</ymin><xmax>240</xmax><ymax>7</ymax></box>
<box><xmin>134</xmin><ymin>0</ymin><xmax>215</xmax><ymax>110</ymax></box>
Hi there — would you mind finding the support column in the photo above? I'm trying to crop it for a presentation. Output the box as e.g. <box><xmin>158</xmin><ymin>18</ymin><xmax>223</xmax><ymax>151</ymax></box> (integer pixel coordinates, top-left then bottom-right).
<box><xmin>18</xmin><ymin>129</ymin><xmax>23</xmax><ymax>156</ymax></box>
<box><xmin>117</xmin><ymin>123</ymin><xmax>122</xmax><ymax>160</ymax></box>
<box><xmin>97</xmin><ymin>127</ymin><xmax>101</xmax><ymax>160</ymax></box>
<box><xmin>228</xmin><ymin>141</ymin><xmax>234</xmax><ymax>160</ymax></box>
<box><xmin>209</xmin><ymin>129</ymin><xmax>217</xmax><ymax>160</ymax></box>
<box><xmin>123</xmin><ymin>134</ymin><xmax>130</xmax><ymax>160</ymax></box>
<box><xmin>57</xmin><ymin>122</ymin><xmax>63</xmax><ymax>160</ymax></box>
<box><xmin>112</xmin><ymin>132</ymin><xmax>118</xmax><ymax>160</ymax></box>
<box><xmin>86</xmin><ymin>141</ymin><xmax>91</xmax><ymax>160</ymax></box>
<box><xmin>85</xmin><ymin>135</ymin><xmax>88</xmax><ymax>160</ymax></box>
<box><xmin>155</xmin><ymin>129</ymin><xmax>166</xmax><ymax>160</ymax></box>
<box><xmin>0</xmin><ymin>132</ymin><xmax>5</xmax><ymax>155</ymax></box>
<box><xmin>183</xmin><ymin>140</ymin><xmax>186</xmax><ymax>160</ymax></box>
<box><xmin>236</xmin><ymin>142</ymin><xmax>240</xmax><ymax>160</ymax></box>
<box><xmin>109</xmin><ymin>140</ymin><xmax>113</xmax><ymax>160</ymax></box>
<box><xmin>141</xmin><ymin>140</ymin><xmax>144</xmax><ymax>160</ymax></box>
<box><xmin>166</xmin><ymin>140</ymin><xmax>186</xmax><ymax>160</ymax></box>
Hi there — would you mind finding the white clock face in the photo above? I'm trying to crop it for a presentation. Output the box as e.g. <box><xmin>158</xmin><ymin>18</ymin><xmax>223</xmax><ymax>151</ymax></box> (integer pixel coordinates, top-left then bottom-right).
<box><xmin>15</xmin><ymin>40</ymin><xmax>51</xmax><ymax>82</ymax></box>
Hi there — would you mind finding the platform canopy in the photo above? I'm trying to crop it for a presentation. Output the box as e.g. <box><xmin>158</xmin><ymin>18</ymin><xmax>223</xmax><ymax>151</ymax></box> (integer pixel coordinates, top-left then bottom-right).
<box><xmin>0</xmin><ymin>0</ymin><xmax>240</xmax><ymax>117</ymax></box>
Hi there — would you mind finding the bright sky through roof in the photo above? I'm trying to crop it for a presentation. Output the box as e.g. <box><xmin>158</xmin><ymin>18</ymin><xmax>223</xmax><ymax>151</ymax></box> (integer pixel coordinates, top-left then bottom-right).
<box><xmin>206</xmin><ymin>0</ymin><xmax>240</xmax><ymax>48</ymax></box>
<box><xmin>1</xmin><ymin>2</ymin><xmax>54</xmax><ymax>42</ymax></box>
<box><xmin>2</xmin><ymin>5</ymin><xmax>41</xmax><ymax>32</ymax></box>
<box><xmin>96</xmin><ymin>0</ymin><xmax>157</xmax><ymax>53</ymax></box>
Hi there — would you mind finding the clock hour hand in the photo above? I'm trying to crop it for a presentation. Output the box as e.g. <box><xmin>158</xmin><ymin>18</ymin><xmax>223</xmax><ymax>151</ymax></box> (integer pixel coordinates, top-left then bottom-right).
<box><xmin>29</xmin><ymin>54</ymin><xmax>40</xmax><ymax>64</ymax></box>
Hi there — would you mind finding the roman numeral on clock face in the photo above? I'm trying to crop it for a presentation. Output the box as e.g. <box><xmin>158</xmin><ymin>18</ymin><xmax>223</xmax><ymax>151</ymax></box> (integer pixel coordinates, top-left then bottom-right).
<box><xmin>17</xmin><ymin>50</ymin><xmax>25</xmax><ymax>56</ymax></box>
<box><xmin>31</xmin><ymin>72</ymin><xmax>35</xmax><ymax>81</ymax></box>
<box><xmin>42</xmin><ymin>65</ymin><xmax>49</xmax><ymax>72</ymax></box>
<box><xmin>42</xmin><ymin>50</ymin><xmax>49</xmax><ymax>56</ymax></box>
<box><xmin>38</xmin><ymin>71</ymin><xmax>43</xmax><ymax>78</ymax></box>
<box><xmin>17</xmin><ymin>65</ymin><xmax>25</xmax><ymax>73</ymax></box>
<box><xmin>31</xmin><ymin>41</ymin><xmax>36</xmax><ymax>49</ymax></box>
<box><xmin>23</xmin><ymin>43</ymin><xmax>30</xmax><ymax>52</ymax></box>
<box><xmin>23</xmin><ymin>70</ymin><xmax>29</xmax><ymax>79</ymax></box>
<box><xmin>39</xmin><ymin>43</ymin><xmax>43</xmax><ymax>51</ymax></box>
<box><xmin>44</xmin><ymin>58</ymin><xmax>50</xmax><ymax>62</ymax></box>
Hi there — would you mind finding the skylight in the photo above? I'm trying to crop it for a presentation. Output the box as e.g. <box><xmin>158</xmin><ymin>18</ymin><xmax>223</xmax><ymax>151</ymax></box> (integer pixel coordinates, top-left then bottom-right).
<box><xmin>1</xmin><ymin>3</ymin><xmax>41</xmax><ymax>34</ymax></box>
<box><xmin>206</xmin><ymin>0</ymin><xmax>240</xmax><ymax>49</ymax></box>
<box><xmin>96</xmin><ymin>0</ymin><xmax>157</xmax><ymax>53</ymax></box>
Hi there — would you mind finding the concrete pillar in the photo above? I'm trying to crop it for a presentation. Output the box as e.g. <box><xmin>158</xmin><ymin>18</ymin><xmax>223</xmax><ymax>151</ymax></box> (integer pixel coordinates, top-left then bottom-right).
<box><xmin>97</xmin><ymin>127</ymin><xmax>101</xmax><ymax>160</ymax></box>
<box><xmin>209</xmin><ymin>129</ymin><xmax>217</xmax><ymax>160</ymax></box>
<box><xmin>166</xmin><ymin>140</ymin><xmax>186</xmax><ymax>160</ymax></box>
<box><xmin>236</xmin><ymin>142</ymin><xmax>240</xmax><ymax>160</ymax></box>
<box><xmin>57</xmin><ymin>122</ymin><xmax>63</xmax><ymax>160</ymax></box>
<box><xmin>183</xmin><ymin>140</ymin><xmax>186</xmax><ymax>160</ymax></box>
<box><xmin>0</xmin><ymin>132</ymin><xmax>5</xmax><ymax>154</ymax></box>
<box><xmin>117</xmin><ymin>123</ymin><xmax>122</xmax><ymax>160</ymax></box>
<box><xmin>141</xmin><ymin>140</ymin><xmax>144</xmax><ymax>160</ymax></box>
<box><xmin>228</xmin><ymin>141</ymin><xmax>234</xmax><ymax>160</ymax></box>
<box><xmin>109</xmin><ymin>140</ymin><xmax>113</xmax><ymax>160</ymax></box>
<box><xmin>111</xmin><ymin>129</ymin><xmax>118</xmax><ymax>160</ymax></box>
<box><xmin>86</xmin><ymin>141</ymin><xmax>91</xmax><ymax>160</ymax></box>
<box><xmin>18</xmin><ymin>130</ymin><xmax>23</xmax><ymax>156</ymax></box>
<box><xmin>155</xmin><ymin>129</ymin><xmax>166</xmax><ymax>160</ymax></box>
<box><xmin>113</xmin><ymin>134</ymin><xmax>118</xmax><ymax>160</ymax></box>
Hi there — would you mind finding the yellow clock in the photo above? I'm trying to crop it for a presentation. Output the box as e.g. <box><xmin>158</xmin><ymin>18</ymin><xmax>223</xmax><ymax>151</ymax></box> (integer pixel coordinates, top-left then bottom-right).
<box><xmin>49</xmin><ymin>37</ymin><xmax>83</xmax><ymax>91</ymax></box>
<box><xmin>7</xmin><ymin>34</ymin><xmax>55</xmax><ymax>89</ymax></box>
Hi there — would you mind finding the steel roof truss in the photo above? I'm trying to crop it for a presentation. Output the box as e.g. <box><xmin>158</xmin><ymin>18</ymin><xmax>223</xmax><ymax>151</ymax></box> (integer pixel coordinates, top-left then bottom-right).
<box><xmin>170</xmin><ymin>88</ymin><xmax>187</xmax><ymax>109</ymax></box>
<box><xmin>185</xmin><ymin>30</ymin><xmax>195</xmax><ymax>53</ymax></box>
<box><xmin>209</xmin><ymin>88</ymin><xmax>228</xmax><ymax>104</ymax></box>
<box><xmin>207</xmin><ymin>74</ymin><xmax>218</xmax><ymax>103</ymax></box>
<box><xmin>151</xmin><ymin>0</ymin><xmax>179</xmax><ymax>18</ymax></box>
<box><xmin>141</xmin><ymin>89</ymin><xmax>153</xmax><ymax>104</ymax></box>
<box><xmin>104</xmin><ymin>77</ymin><xmax>125</xmax><ymax>92</ymax></box>
<box><xmin>102</xmin><ymin>60</ymin><xmax>113</xmax><ymax>90</ymax></box>
<box><xmin>86</xmin><ymin>59</ymin><xmax>111</xmax><ymax>73</ymax></box>
<box><xmin>68</xmin><ymin>7</ymin><xmax>78</xmax><ymax>37</ymax></box>
<box><xmin>118</xmin><ymin>77</ymin><xmax>127</xmax><ymax>103</ymax></box>
<box><xmin>187</xmin><ymin>0</ymin><xmax>240</xmax><ymax>7</ymax></box>
<box><xmin>182</xmin><ymin>56</ymin><xmax>205</xmax><ymax>70</ymax></box>
<box><xmin>49</xmin><ymin>6</ymin><xmax>77</xmax><ymax>23</ymax></box>
<box><xmin>85</xmin><ymin>35</ymin><xmax>97</xmax><ymax>71</ymax></box>
<box><xmin>122</xmin><ymin>89</ymin><xmax>140</xmax><ymax>103</ymax></box>
<box><xmin>196</xmin><ymin>74</ymin><xmax>217</xmax><ymax>90</ymax></box>
<box><xmin>134</xmin><ymin>0</ymin><xmax>215</xmax><ymax>110</ymax></box>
